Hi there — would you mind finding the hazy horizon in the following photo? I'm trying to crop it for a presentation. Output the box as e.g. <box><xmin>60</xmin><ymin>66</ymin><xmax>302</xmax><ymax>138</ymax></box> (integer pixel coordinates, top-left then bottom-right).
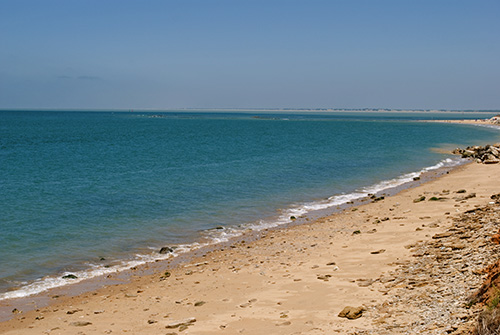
<box><xmin>1</xmin><ymin>0</ymin><xmax>499</xmax><ymax>110</ymax></box>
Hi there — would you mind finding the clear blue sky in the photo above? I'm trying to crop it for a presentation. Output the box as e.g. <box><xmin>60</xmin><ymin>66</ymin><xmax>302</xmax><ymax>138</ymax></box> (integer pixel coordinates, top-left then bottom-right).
<box><xmin>0</xmin><ymin>0</ymin><xmax>498</xmax><ymax>110</ymax></box>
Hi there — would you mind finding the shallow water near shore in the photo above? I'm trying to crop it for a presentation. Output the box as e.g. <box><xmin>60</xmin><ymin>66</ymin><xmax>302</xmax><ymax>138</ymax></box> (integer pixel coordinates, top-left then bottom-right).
<box><xmin>1</xmin><ymin>110</ymin><xmax>499</xmax><ymax>299</ymax></box>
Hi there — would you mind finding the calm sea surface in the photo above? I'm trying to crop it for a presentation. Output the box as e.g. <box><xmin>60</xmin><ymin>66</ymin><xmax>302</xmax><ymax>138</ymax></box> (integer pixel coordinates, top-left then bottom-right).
<box><xmin>1</xmin><ymin>110</ymin><xmax>499</xmax><ymax>298</ymax></box>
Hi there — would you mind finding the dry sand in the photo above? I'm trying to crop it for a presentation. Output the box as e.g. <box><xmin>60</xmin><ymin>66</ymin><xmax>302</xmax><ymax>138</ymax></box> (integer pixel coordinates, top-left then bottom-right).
<box><xmin>423</xmin><ymin>118</ymin><xmax>499</xmax><ymax>126</ymax></box>
<box><xmin>1</xmin><ymin>161</ymin><xmax>500</xmax><ymax>334</ymax></box>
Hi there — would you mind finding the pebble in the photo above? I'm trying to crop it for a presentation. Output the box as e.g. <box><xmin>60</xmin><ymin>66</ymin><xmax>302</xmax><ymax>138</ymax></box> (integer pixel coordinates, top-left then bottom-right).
<box><xmin>70</xmin><ymin>321</ymin><xmax>92</xmax><ymax>327</ymax></box>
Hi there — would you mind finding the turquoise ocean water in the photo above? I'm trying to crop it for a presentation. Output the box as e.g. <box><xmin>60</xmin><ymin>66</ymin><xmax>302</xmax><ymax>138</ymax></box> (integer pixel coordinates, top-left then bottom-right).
<box><xmin>1</xmin><ymin>110</ymin><xmax>499</xmax><ymax>299</ymax></box>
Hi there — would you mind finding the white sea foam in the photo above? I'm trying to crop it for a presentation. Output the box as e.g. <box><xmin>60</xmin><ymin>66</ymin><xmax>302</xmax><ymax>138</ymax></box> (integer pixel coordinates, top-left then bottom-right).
<box><xmin>0</xmin><ymin>157</ymin><xmax>465</xmax><ymax>301</ymax></box>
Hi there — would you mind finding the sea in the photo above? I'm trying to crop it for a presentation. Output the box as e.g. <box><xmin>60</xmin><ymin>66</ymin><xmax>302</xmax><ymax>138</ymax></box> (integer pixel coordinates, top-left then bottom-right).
<box><xmin>1</xmin><ymin>110</ymin><xmax>499</xmax><ymax>300</ymax></box>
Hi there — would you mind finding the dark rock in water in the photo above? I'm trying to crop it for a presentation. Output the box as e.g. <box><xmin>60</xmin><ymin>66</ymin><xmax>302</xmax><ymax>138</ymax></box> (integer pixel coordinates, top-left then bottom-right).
<box><xmin>62</xmin><ymin>274</ymin><xmax>78</xmax><ymax>280</ymax></box>
<box><xmin>413</xmin><ymin>176</ymin><xmax>421</xmax><ymax>181</ymax></box>
<box><xmin>338</xmin><ymin>306</ymin><xmax>365</xmax><ymax>319</ymax></box>
<box><xmin>290</xmin><ymin>216</ymin><xmax>296</xmax><ymax>220</ymax></box>
<box><xmin>159</xmin><ymin>246</ymin><xmax>174</xmax><ymax>254</ymax></box>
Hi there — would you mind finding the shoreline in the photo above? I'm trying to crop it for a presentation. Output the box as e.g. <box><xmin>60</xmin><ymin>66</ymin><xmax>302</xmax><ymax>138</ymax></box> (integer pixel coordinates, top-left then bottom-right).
<box><xmin>0</xmin><ymin>156</ymin><xmax>463</xmax><ymax>314</ymax></box>
<box><xmin>2</xmin><ymin>160</ymin><xmax>500</xmax><ymax>333</ymax></box>
<box><xmin>422</xmin><ymin>118</ymin><xmax>500</xmax><ymax>126</ymax></box>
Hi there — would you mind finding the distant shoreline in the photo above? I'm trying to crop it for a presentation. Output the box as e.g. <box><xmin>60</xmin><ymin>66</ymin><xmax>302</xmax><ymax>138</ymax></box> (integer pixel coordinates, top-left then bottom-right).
<box><xmin>0</xmin><ymin>108</ymin><xmax>499</xmax><ymax>114</ymax></box>
<box><xmin>421</xmin><ymin>117</ymin><xmax>500</xmax><ymax>127</ymax></box>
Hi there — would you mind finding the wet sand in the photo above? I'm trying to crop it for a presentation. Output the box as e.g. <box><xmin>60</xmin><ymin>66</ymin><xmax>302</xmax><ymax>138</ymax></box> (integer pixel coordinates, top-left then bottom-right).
<box><xmin>1</xmin><ymin>161</ymin><xmax>500</xmax><ymax>334</ymax></box>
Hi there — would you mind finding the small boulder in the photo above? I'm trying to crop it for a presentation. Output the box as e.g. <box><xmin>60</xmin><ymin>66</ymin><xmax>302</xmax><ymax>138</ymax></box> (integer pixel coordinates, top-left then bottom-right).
<box><xmin>159</xmin><ymin>246</ymin><xmax>174</xmax><ymax>254</ymax></box>
<box><xmin>338</xmin><ymin>306</ymin><xmax>365</xmax><ymax>319</ymax></box>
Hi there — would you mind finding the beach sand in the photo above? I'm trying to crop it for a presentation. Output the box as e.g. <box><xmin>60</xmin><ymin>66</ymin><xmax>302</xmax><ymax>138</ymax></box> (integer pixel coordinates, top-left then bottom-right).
<box><xmin>424</xmin><ymin>118</ymin><xmax>500</xmax><ymax>127</ymax></box>
<box><xmin>1</xmin><ymin>161</ymin><xmax>500</xmax><ymax>334</ymax></box>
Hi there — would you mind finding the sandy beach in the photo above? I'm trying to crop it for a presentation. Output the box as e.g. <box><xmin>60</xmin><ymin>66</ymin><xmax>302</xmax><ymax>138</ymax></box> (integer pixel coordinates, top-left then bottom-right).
<box><xmin>0</xmin><ymin>157</ymin><xmax>499</xmax><ymax>334</ymax></box>
<box><xmin>424</xmin><ymin>117</ymin><xmax>500</xmax><ymax>126</ymax></box>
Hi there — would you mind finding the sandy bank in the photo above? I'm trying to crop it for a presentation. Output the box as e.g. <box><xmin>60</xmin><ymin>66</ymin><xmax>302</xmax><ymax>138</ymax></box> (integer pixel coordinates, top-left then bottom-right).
<box><xmin>1</xmin><ymin>162</ymin><xmax>500</xmax><ymax>334</ymax></box>
<box><xmin>423</xmin><ymin>118</ymin><xmax>500</xmax><ymax>127</ymax></box>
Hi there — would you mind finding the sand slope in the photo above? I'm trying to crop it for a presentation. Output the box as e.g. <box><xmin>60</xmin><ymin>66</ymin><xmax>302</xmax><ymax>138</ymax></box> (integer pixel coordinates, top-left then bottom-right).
<box><xmin>1</xmin><ymin>162</ymin><xmax>500</xmax><ymax>334</ymax></box>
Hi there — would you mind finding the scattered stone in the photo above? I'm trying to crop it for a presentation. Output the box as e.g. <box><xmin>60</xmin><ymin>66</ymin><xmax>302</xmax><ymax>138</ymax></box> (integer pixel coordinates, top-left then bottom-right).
<box><xmin>160</xmin><ymin>271</ymin><xmax>171</xmax><ymax>280</ymax></box>
<box><xmin>66</xmin><ymin>309</ymin><xmax>81</xmax><ymax>314</ymax></box>
<box><xmin>356</xmin><ymin>196</ymin><xmax>500</xmax><ymax>334</ymax></box>
<box><xmin>70</xmin><ymin>321</ymin><xmax>92</xmax><ymax>327</ymax></box>
<box><xmin>125</xmin><ymin>293</ymin><xmax>138</xmax><ymax>298</ymax></box>
<box><xmin>414</xmin><ymin>196</ymin><xmax>426</xmax><ymax>203</ymax></box>
<box><xmin>165</xmin><ymin>317</ymin><xmax>196</xmax><ymax>329</ymax></box>
<box><xmin>429</xmin><ymin>196</ymin><xmax>446</xmax><ymax>201</ymax></box>
<box><xmin>432</xmin><ymin>232</ymin><xmax>453</xmax><ymax>239</ymax></box>
<box><xmin>465</xmin><ymin>193</ymin><xmax>477</xmax><ymax>200</ymax></box>
<box><xmin>370</xmin><ymin>249</ymin><xmax>386</xmax><ymax>254</ymax></box>
<box><xmin>352</xmin><ymin>230</ymin><xmax>361</xmax><ymax>235</ymax></box>
<box><xmin>194</xmin><ymin>301</ymin><xmax>206</xmax><ymax>307</ymax></box>
<box><xmin>449</xmin><ymin>243</ymin><xmax>466</xmax><ymax>250</ymax></box>
<box><xmin>338</xmin><ymin>306</ymin><xmax>365</xmax><ymax>319</ymax></box>
<box><xmin>356</xmin><ymin>279</ymin><xmax>375</xmax><ymax>287</ymax></box>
